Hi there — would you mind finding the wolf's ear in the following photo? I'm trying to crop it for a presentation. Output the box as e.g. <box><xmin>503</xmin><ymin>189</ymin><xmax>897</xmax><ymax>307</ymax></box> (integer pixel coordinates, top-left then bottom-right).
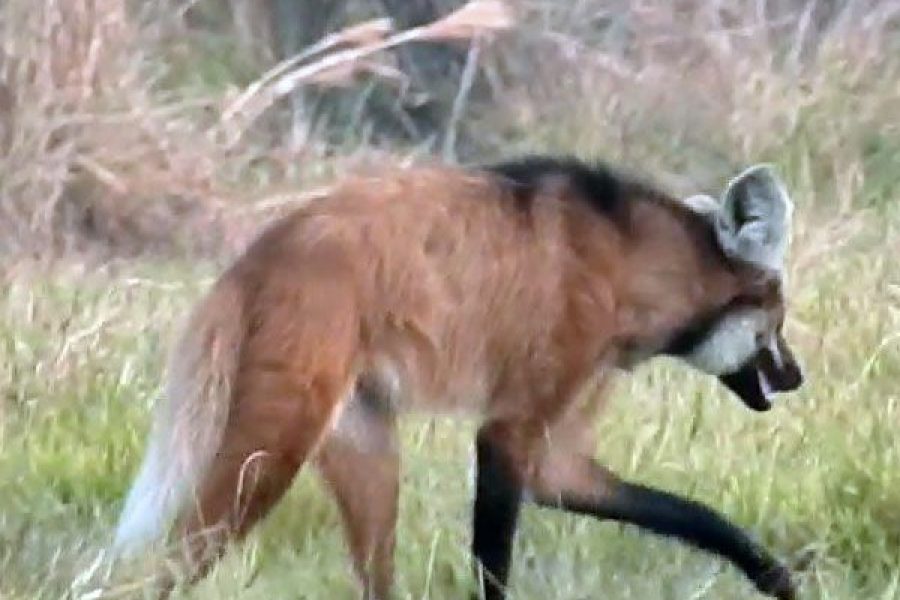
<box><xmin>715</xmin><ymin>164</ymin><xmax>792</xmax><ymax>272</ymax></box>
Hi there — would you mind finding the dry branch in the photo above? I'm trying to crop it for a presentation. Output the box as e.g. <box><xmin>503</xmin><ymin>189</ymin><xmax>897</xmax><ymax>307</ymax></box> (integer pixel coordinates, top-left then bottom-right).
<box><xmin>220</xmin><ymin>0</ymin><xmax>514</xmax><ymax>147</ymax></box>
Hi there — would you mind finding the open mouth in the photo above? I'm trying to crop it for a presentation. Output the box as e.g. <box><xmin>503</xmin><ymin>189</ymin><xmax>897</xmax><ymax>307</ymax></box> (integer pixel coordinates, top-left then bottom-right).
<box><xmin>718</xmin><ymin>363</ymin><xmax>776</xmax><ymax>411</ymax></box>
<box><xmin>718</xmin><ymin>348</ymin><xmax>803</xmax><ymax>412</ymax></box>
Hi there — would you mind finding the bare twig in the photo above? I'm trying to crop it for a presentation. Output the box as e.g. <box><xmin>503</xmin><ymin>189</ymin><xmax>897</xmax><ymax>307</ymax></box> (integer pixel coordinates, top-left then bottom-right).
<box><xmin>443</xmin><ymin>36</ymin><xmax>482</xmax><ymax>162</ymax></box>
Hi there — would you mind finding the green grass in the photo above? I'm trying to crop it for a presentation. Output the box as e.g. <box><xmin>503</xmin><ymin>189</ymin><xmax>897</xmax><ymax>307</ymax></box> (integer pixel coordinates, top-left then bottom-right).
<box><xmin>1</xmin><ymin>207</ymin><xmax>898</xmax><ymax>600</ymax></box>
<box><xmin>1</xmin><ymin>0</ymin><xmax>898</xmax><ymax>597</ymax></box>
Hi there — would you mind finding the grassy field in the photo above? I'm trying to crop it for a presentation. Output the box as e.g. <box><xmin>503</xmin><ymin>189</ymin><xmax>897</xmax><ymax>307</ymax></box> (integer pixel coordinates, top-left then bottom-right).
<box><xmin>2</xmin><ymin>1</ymin><xmax>900</xmax><ymax>599</ymax></box>
<box><xmin>1</xmin><ymin>200</ymin><xmax>898</xmax><ymax>600</ymax></box>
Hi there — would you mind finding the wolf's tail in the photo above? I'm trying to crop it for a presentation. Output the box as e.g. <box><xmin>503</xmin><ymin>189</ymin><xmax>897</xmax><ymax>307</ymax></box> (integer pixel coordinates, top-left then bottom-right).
<box><xmin>113</xmin><ymin>280</ymin><xmax>244</xmax><ymax>558</ymax></box>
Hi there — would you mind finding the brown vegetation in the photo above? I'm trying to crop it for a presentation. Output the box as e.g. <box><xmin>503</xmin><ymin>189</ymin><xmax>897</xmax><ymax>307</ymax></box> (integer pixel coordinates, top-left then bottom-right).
<box><xmin>1</xmin><ymin>1</ymin><xmax>896</xmax><ymax>263</ymax></box>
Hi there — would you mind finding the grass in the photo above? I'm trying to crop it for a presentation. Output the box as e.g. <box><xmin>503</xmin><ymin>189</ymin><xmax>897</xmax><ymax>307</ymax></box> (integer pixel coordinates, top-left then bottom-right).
<box><xmin>1</xmin><ymin>1</ymin><xmax>899</xmax><ymax>598</ymax></box>
<box><xmin>1</xmin><ymin>200</ymin><xmax>898</xmax><ymax>600</ymax></box>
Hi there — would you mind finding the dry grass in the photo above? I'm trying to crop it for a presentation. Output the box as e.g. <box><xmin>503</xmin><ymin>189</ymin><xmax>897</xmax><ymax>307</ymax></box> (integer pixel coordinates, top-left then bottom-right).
<box><xmin>0</xmin><ymin>0</ymin><xmax>512</xmax><ymax>259</ymax></box>
<box><xmin>1</xmin><ymin>1</ymin><xmax>898</xmax><ymax>599</ymax></box>
<box><xmin>491</xmin><ymin>1</ymin><xmax>899</xmax><ymax>199</ymax></box>
<box><xmin>0</xmin><ymin>0</ymin><xmax>228</xmax><ymax>256</ymax></box>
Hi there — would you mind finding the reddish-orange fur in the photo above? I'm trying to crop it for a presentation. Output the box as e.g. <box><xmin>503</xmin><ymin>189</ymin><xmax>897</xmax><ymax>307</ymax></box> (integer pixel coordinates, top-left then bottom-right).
<box><xmin>115</xmin><ymin>161</ymin><xmax>797</xmax><ymax>599</ymax></box>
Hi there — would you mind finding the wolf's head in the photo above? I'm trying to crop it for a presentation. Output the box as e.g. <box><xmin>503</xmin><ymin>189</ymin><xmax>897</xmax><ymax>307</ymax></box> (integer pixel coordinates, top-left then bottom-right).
<box><xmin>672</xmin><ymin>165</ymin><xmax>803</xmax><ymax>411</ymax></box>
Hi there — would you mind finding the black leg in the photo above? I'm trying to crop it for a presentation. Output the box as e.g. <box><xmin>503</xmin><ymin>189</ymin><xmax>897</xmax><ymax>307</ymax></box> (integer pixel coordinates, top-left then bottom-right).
<box><xmin>471</xmin><ymin>429</ymin><xmax>523</xmax><ymax>600</ymax></box>
<box><xmin>534</xmin><ymin>461</ymin><xmax>795</xmax><ymax>600</ymax></box>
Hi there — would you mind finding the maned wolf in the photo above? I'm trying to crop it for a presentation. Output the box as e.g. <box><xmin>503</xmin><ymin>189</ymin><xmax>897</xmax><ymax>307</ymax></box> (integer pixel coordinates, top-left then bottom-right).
<box><xmin>113</xmin><ymin>156</ymin><xmax>803</xmax><ymax>599</ymax></box>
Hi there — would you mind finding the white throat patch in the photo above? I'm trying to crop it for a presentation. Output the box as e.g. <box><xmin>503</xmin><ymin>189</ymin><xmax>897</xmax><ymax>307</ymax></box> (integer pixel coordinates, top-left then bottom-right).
<box><xmin>685</xmin><ymin>308</ymin><xmax>768</xmax><ymax>375</ymax></box>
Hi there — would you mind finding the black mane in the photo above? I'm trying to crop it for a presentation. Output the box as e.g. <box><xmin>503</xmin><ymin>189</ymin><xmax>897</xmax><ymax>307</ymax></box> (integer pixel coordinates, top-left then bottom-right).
<box><xmin>482</xmin><ymin>154</ymin><xmax>728</xmax><ymax>267</ymax></box>
<box><xmin>483</xmin><ymin>155</ymin><xmax>652</xmax><ymax>218</ymax></box>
